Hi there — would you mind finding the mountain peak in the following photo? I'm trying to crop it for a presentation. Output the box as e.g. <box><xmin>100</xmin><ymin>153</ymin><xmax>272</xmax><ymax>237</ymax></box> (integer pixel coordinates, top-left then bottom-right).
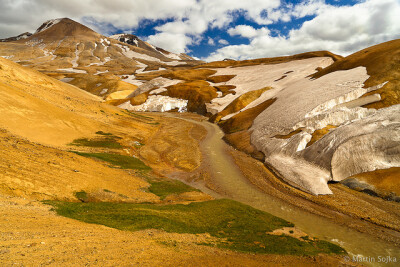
<box><xmin>31</xmin><ymin>18</ymin><xmax>100</xmax><ymax>40</ymax></box>
<box><xmin>34</xmin><ymin>18</ymin><xmax>64</xmax><ymax>34</ymax></box>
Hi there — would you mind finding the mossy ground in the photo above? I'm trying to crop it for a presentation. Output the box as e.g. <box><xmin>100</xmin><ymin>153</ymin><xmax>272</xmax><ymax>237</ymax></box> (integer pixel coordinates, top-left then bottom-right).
<box><xmin>64</xmin><ymin>126</ymin><xmax>345</xmax><ymax>256</ymax></box>
<box><xmin>69</xmin><ymin>132</ymin><xmax>123</xmax><ymax>149</ymax></box>
<box><xmin>45</xmin><ymin>199</ymin><xmax>345</xmax><ymax>255</ymax></box>
<box><xmin>73</xmin><ymin>152</ymin><xmax>151</xmax><ymax>170</ymax></box>
<box><xmin>147</xmin><ymin>179</ymin><xmax>200</xmax><ymax>200</ymax></box>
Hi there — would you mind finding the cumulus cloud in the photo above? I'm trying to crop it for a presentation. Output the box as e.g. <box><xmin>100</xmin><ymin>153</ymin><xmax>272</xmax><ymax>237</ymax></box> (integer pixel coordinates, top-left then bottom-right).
<box><xmin>206</xmin><ymin>0</ymin><xmax>400</xmax><ymax>61</ymax></box>
<box><xmin>0</xmin><ymin>0</ymin><xmax>399</xmax><ymax>59</ymax></box>
<box><xmin>0</xmin><ymin>0</ymin><xmax>283</xmax><ymax>52</ymax></box>
<box><xmin>218</xmin><ymin>39</ymin><xmax>229</xmax><ymax>45</ymax></box>
<box><xmin>228</xmin><ymin>25</ymin><xmax>270</xmax><ymax>39</ymax></box>
<box><xmin>207</xmin><ymin>37</ymin><xmax>215</xmax><ymax>46</ymax></box>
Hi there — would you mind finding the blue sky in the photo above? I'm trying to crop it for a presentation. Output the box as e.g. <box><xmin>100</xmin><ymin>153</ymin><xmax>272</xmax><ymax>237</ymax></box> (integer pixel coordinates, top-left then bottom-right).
<box><xmin>1</xmin><ymin>0</ymin><xmax>400</xmax><ymax>61</ymax></box>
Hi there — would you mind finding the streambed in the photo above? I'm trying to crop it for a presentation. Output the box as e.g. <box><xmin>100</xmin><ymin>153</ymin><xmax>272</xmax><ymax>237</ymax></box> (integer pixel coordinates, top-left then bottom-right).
<box><xmin>168</xmin><ymin>114</ymin><xmax>400</xmax><ymax>267</ymax></box>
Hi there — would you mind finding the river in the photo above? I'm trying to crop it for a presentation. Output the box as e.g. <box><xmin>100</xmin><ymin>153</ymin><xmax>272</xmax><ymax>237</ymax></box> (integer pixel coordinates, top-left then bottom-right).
<box><xmin>169</xmin><ymin>114</ymin><xmax>399</xmax><ymax>267</ymax></box>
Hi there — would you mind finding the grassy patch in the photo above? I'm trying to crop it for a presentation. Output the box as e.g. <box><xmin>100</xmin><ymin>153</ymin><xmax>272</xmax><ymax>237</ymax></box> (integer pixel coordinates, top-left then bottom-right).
<box><xmin>69</xmin><ymin>138</ymin><xmax>123</xmax><ymax>149</ymax></box>
<box><xmin>69</xmin><ymin>132</ymin><xmax>122</xmax><ymax>149</ymax></box>
<box><xmin>45</xmin><ymin>199</ymin><xmax>345</xmax><ymax>255</ymax></box>
<box><xmin>147</xmin><ymin>179</ymin><xmax>200</xmax><ymax>200</ymax></box>
<box><xmin>74</xmin><ymin>191</ymin><xmax>89</xmax><ymax>202</ymax></box>
<box><xmin>73</xmin><ymin>152</ymin><xmax>151</xmax><ymax>171</ymax></box>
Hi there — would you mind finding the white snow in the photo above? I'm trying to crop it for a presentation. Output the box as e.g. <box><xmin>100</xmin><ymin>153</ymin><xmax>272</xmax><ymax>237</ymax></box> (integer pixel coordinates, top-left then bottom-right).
<box><xmin>120</xmin><ymin>75</ymin><xmax>144</xmax><ymax>87</ymax></box>
<box><xmin>94</xmin><ymin>70</ymin><xmax>109</xmax><ymax>75</ymax></box>
<box><xmin>210</xmin><ymin>58</ymin><xmax>398</xmax><ymax>195</ymax></box>
<box><xmin>109</xmin><ymin>34</ymin><xmax>125</xmax><ymax>39</ymax></box>
<box><xmin>157</xmin><ymin>49</ymin><xmax>182</xmax><ymax>60</ymax></box>
<box><xmin>1</xmin><ymin>55</ymin><xmax>14</xmax><ymax>60</ymax></box>
<box><xmin>116</xmin><ymin>44</ymin><xmax>162</xmax><ymax>62</ymax></box>
<box><xmin>100</xmin><ymin>39</ymin><xmax>109</xmax><ymax>52</ymax></box>
<box><xmin>57</xmin><ymin>68</ymin><xmax>87</xmax><ymax>74</ymax></box>
<box><xmin>25</xmin><ymin>39</ymin><xmax>43</xmax><ymax>47</ymax></box>
<box><xmin>34</xmin><ymin>19</ymin><xmax>61</xmax><ymax>34</ymax></box>
<box><xmin>207</xmin><ymin>57</ymin><xmax>334</xmax><ymax>114</ymax></box>
<box><xmin>71</xmin><ymin>43</ymin><xmax>81</xmax><ymax>68</ymax></box>
<box><xmin>247</xmin><ymin>66</ymin><xmax>395</xmax><ymax>194</ymax></box>
<box><xmin>164</xmin><ymin>61</ymin><xmax>186</xmax><ymax>66</ymax></box>
<box><xmin>129</xmin><ymin>77</ymin><xmax>182</xmax><ymax>97</ymax></box>
<box><xmin>118</xmin><ymin>95</ymin><xmax>188</xmax><ymax>112</ymax></box>
<box><xmin>298</xmin><ymin>104</ymin><xmax>400</xmax><ymax>182</ymax></box>
<box><xmin>150</xmin><ymin>88</ymin><xmax>168</xmax><ymax>94</ymax></box>
<box><xmin>100</xmin><ymin>88</ymin><xmax>108</xmax><ymax>95</ymax></box>
<box><xmin>110</xmin><ymin>34</ymin><xmax>139</xmax><ymax>46</ymax></box>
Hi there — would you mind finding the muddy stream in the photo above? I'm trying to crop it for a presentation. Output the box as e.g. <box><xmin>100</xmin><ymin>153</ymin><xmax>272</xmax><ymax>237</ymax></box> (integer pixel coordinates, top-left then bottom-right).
<box><xmin>166</xmin><ymin>114</ymin><xmax>399</xmax><ymax>266</ymax></box>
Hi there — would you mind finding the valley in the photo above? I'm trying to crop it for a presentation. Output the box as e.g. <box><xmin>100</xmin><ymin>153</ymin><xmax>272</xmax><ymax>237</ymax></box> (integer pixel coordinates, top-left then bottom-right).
<box><xmin>0</xmin><ymin>17</ymin><xmax>399</xmax><ymax>266</ymax></box>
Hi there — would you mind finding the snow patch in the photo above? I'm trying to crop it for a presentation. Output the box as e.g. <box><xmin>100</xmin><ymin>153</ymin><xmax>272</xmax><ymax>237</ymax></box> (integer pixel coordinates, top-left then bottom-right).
<box><xmin>116</xmin><ymin>44</ymin><xmax>161</xmax><ymax>62</ymax></box>
<box><xmin>25</xmin><ymin>39</ymin><xmax>43</xmax><ymax>47</ymax></box>
<box><xmin>120</xmin><ymin>75</ymin><xmax>144</xmax><ymax>87</ymax></box>
<box><xmin>250</xmin><ymin>66</ymin><xmax>378</xmax><ymax>195</ymax></box>
<box><xmin>1</xmin><ymin>55</ymin><xmax>14</xmax><ymax>60</ymax></box>
<box><xmin>34</xmin><ymin>19</ymin><xmax>61</xmax><ymax>34</ymax></box>
<box><xmin>57</xmin><ymin>68</ymin><xmax>87</xmax><ymax>74</ymax></box>
<box><xmin>119</xmin><ymin>95</ymin><xmax>188</xmax><ymax>112</ymax></box>
<box><xmin>71</xmin><ymin>43</ymin><xmax>81</xmax><ymax>68</ymax></box>
<box><xmin>95</xmin><ymin>70</ymin><xmax>109</xmax><ymax>75</ymax></box>
<box><xmin>150</xmin><ymin>88</ymin><xmax>168</xmax><ymax>95</ymax></box>
<box><xmin>207</xmin><ymin>57</ymin><xmax>334</xmax><ymax>114</ymax></box>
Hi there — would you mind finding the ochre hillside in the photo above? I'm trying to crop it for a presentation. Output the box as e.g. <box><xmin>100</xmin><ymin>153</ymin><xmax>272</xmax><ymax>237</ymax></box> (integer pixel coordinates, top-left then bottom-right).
<box><xmin>0</xmin><ymin>57</ymin><xmax>204</xmax><ymax>202</ymax></box>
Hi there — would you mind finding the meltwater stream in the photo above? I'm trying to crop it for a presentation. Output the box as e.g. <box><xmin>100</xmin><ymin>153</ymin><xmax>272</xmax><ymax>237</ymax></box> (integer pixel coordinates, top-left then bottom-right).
<box><xmin>172</xmin><ymin>114</ymin><xmax>399</xmax><ymax>267</ymax></box>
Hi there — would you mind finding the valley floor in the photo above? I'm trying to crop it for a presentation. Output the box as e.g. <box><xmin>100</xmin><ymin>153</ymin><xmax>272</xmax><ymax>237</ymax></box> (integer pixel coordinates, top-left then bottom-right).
<box><xmin>165</xmin><ymin>112</ymin><xmax>400</xmax><ymax>257</ymax></box>
<box><xmin>0</xmin><ymin>195</ymin><xmax>352</xmax><ymax>266</ymax></box>
<box><xmin>1</xmin><ymin>111</ymin><xmax>398</xmax><ymax>266</ymax></box>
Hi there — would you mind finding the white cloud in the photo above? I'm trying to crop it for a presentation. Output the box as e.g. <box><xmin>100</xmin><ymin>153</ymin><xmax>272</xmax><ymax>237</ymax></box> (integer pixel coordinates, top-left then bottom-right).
<box><xmin>208</xmin><ymin>37</ymin><xmax>215</xmax><ymax>46</ymax></box>
<box><xmin>0</xmin><ymin>0</ymin><xmax>282</xmax><ymax>53</ymax></box>
<box><xmin>205</xmin><ymin>0</ymin><xmax>400</xmax><ymax>61</ymax></box>
<box><xmin>146</xmin><ymin>32</ymin><xmax>193</xmax><ymax>54</ymax></box>
<box><xmin>218</xmin><ymin>39</ymin><xmax>229</xmax><ymax>45</ymax></box>
<box><xmin>228</xmin><ymin>25</ymin><xmax>270</xmax><ymax>39</ymax></box>
<box><xmin>0</xmin><ymin>0</ymin><xmax>399</xmax><ymax>59</ymax></box>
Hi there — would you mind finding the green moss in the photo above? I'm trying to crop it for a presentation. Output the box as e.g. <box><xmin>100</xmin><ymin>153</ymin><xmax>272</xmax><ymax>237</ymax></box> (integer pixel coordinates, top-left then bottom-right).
<box><xmin>147</xmin><ymin>179</ymin><xmax>200</xmax><ymax>200</ymax></box>
<box><xmin>74</xmin><ymin>191</ymin><xmax>89</xmax><ymax>202</ymax></box>
<box><xmin>73</xmin><ymin>152</ymin><xmax>151</xmax><ymax>171</ymax></box>
<box><xmin>45</xmin><ymin>199</ymin><xmax>345</xmax><ymax>255</ymax></box>
<box><xmin>69</xmin><ymin>138</ymin><xmax>123</xmax><ymax>149</ymax></box>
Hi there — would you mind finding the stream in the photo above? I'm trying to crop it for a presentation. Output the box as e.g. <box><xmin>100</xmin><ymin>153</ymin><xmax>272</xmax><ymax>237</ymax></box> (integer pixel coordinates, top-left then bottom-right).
<box><xmin>169</xmin><ymin>114</ymin><xmax>399</xmax><ymax>267</ymax></box>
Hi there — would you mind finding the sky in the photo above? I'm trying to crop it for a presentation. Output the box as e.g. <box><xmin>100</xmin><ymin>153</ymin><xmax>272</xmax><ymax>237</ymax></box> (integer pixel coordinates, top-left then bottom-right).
<box><xmin>0</xmin><ymin>0</ymin><xmax>399</xmax><ymax>61</ymax></box>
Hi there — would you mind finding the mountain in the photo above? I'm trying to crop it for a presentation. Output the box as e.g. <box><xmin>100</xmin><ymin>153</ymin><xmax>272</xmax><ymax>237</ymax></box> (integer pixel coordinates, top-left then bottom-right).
<box><xmin>0</xmin><ymin>17</ymin><xmax>398</xmax><ymax>197</ymax></box>
<box><xmin>0</xmin><ymin>32</ymin><xmax>32</xmax><ymax>42</ymax></box>
<box><xmin>109</xmin><ymin>33</ymin><xmax>194</xmax><ymax>61</ymax></box>
<box><xmin>0</xmin><ymin>18</ymin><xmax>201</xmax><ymax>100</ymax></box>
<box><xmin>2</xmin><ymin>52</ymin><xmax>369</xmax><ymax>264</ymax></box>
<box><xmin>113</xmin><ymin>41</ymin><xmax>400</xmax><ymax>196</ymax></box>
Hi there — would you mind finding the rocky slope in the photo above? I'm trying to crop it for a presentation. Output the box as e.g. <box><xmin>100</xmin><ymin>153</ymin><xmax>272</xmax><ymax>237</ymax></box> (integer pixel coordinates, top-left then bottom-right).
<box><xmin>0</xmin><ymin>18</ymin><xmax>201</xmax><ymax>100</ymax></box>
